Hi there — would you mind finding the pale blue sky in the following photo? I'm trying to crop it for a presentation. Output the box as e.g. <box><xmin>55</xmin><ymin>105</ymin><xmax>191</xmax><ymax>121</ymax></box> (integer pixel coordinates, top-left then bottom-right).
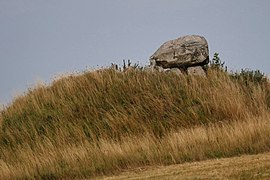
<box><xmin>1</xmin><ymin>0</ymin><xmax>270</xmax><ymax>105</ymax></box>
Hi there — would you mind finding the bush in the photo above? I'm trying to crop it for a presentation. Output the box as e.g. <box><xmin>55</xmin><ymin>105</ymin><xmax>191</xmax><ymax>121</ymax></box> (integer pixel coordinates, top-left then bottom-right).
<box><xmin>231</xmin><ymin>69</ymin><xmax>267</xmax><ymax>85</ymax></box>
<box><xmin>209</xmin><ymin>53</ymin><xmax>226</xmax><ymax>71</ymax></box>
<box><xmin>208</xmin><ymin>53</ymin><xmax>267</xmax><ymax>85</ymax></box>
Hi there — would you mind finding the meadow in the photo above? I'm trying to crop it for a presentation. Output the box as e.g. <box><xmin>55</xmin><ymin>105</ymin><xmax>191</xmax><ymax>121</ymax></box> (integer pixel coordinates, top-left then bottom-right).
<box><xmin>0</xmin><ymin>66</ymin><xmax>270</xmax><ymax>179</ymax></box>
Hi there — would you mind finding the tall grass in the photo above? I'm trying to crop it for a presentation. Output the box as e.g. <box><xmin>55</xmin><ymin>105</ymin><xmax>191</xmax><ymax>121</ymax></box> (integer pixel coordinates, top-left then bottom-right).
<box><xmin>0</xmin><ymin>68</ymin><xmax>270</xmax><ymax>178</ymax></box>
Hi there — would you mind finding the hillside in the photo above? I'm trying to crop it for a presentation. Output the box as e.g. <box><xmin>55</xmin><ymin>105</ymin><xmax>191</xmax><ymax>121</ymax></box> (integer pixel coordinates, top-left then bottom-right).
<box><xmin>0</xmin><ymin>67</ymin><xmax>270</xmax><ymax>179</ymax></box>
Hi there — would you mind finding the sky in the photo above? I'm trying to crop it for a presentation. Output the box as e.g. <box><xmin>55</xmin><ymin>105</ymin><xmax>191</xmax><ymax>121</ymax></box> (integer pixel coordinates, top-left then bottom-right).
<box><xmin>1</xmin><ymin>0</ymin><xmax>270</xmax><ymax>105</ymax></box>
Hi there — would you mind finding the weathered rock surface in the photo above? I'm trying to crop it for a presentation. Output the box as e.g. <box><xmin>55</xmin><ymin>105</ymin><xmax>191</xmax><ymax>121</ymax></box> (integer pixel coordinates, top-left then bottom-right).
<box><xmin>155</xmin><ymin>66</ymin><xmax>165</xmax><ymax>72</ymax></box>
<box><xmin>150</xmin><ymin>35</ymin><xmax>209</xmax><ymax>68</ymax></box>
<box><xmin>165</xmin><ymin>68</ymin><xmax>183</xmax><ymax>76</ymax></box>
<box><xmin>187</xmin><ymin>66</ymin><xmax>206</xmax><ymax>77</ymax></box>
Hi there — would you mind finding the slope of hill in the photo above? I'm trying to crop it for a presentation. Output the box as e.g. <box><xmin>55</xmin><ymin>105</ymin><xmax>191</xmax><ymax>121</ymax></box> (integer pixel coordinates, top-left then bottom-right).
<box><xmin>0</xmin><ymin>68</ymin><xmax>270</xmax><ymax>179</ymax></box>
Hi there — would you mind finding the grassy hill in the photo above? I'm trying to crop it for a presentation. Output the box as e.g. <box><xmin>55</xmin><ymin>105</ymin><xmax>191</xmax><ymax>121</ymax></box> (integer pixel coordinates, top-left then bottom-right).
<box><xmin>0</xmin><ymin>67</ymin><xmax>270</xmax><ymax>179</ymax></box>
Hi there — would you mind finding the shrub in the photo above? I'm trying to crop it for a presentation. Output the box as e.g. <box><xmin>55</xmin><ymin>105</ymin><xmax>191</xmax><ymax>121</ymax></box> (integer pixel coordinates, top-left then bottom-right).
<box><xmin>231</xmin><ymin>69</ymin><xmax>267</xmax><ymax>85</ymax></box>
<box><xmin>209</xmin><ymin>53</ymin><xmax>226</xmax><ymax>71</ymax></box>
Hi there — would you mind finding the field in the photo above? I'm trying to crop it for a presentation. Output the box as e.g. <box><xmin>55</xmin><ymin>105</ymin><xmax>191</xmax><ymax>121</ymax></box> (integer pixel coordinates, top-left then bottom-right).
<box><xmin>0</xmin><ymin>68</ymin><xmax>270</xmax><ymax>179</ymax></box>
<box><xmin>103</xmin><ymin>152</ymin><xmax>270</xmax><ymax>179</ymax></box>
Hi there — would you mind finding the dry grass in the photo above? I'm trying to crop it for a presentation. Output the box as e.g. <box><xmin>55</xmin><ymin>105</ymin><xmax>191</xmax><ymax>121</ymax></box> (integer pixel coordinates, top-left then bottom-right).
<box><xmin>103</xmin><ymin>152</ymin><xmax>270</xmax><ymax>179</ymax></box>
<box><xmin>0</xmin><ymin>68</ymin><xmax>270</xmax><ymax>178</ymax></box>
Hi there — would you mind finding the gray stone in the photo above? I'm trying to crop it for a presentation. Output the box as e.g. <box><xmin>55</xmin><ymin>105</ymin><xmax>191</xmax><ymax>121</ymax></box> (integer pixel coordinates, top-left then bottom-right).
<box><xmin>144</xmin><ymin>66</ymin><xmax>154</xmax><ymax>72</ymax></box>
<box><xmin>144</xmin><ymin>65</ymin><xmax>164</xmax><ymax>73</ymax></box>
<box><xmin>165</xmin><ymin>68</ymin><xmax>183</xmax><ymax>76</ymax></box>
<box><xmin>150</xmin><ymin>35</ymin><xmax>209</xmax><ymax>68</ymax></box>
<box><xmin>154</xmin><ymin>66</ymin><xmax>165</xmax><ymax>72</ymax></box>
<box><xmin>187</xmin><ymin>66</ymin><xmax>206</xmax><ymax>77</ymax></box>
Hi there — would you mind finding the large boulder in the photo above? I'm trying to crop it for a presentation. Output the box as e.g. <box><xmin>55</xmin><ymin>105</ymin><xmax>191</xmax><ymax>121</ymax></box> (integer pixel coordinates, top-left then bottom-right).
<box><xmin>150</xmin><ymin>35</ymin><xmax>209</xmax><ymax>68</ymax></box>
